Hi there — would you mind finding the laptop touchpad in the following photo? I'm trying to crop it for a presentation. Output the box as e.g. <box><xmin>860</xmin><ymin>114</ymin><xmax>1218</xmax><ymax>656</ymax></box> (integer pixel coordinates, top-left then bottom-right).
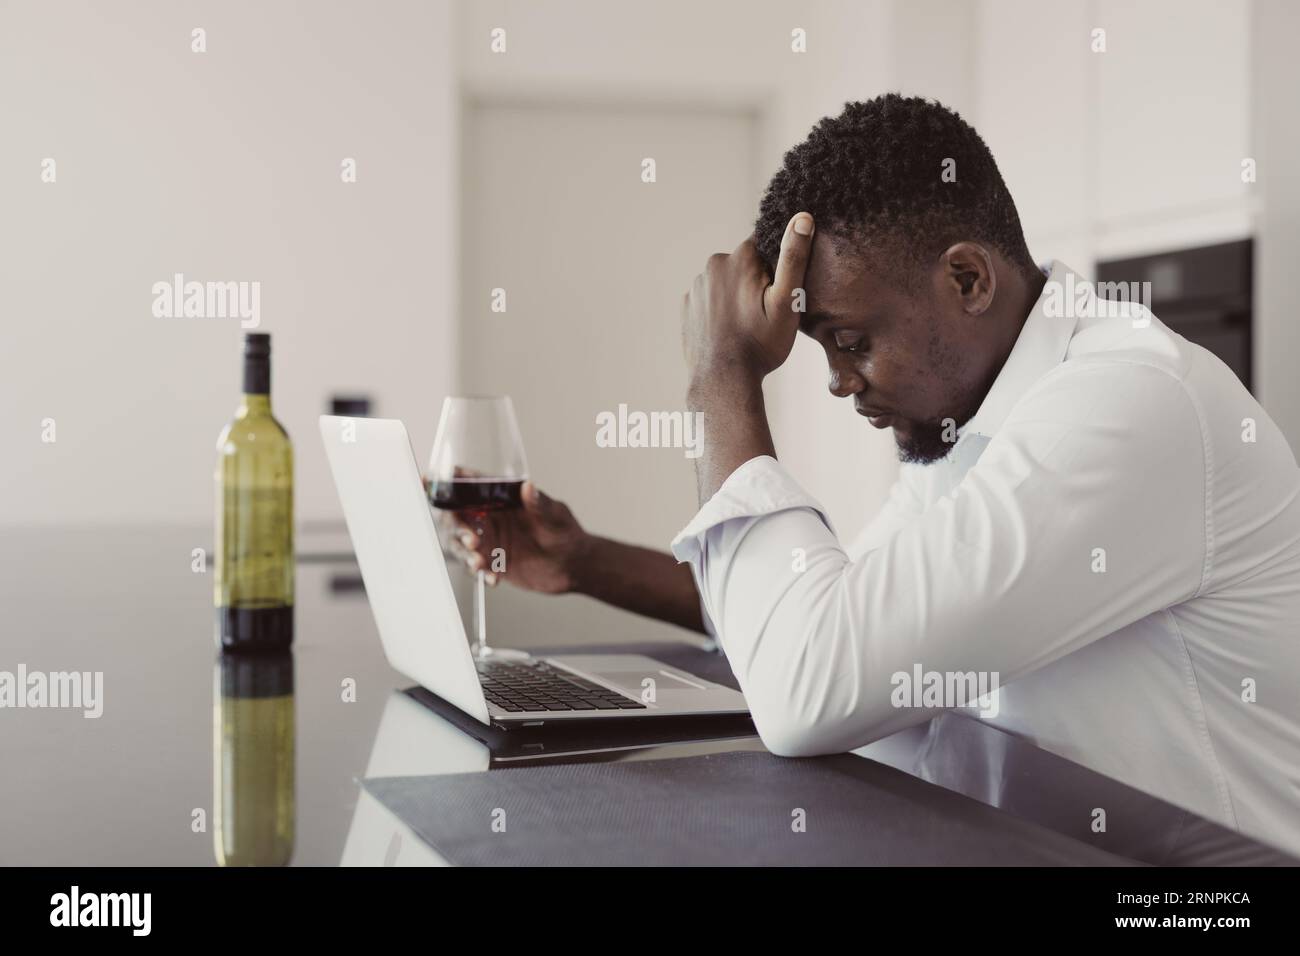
<box><xmin>594</xmin><ymin>668</ymin><xmax>701</xmax><ymax>697</ymax></box>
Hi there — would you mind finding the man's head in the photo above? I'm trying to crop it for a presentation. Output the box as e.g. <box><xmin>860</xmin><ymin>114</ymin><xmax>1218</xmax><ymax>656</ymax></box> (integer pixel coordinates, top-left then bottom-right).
<box><xmin>753</xmin><ymin>94</ymin><xmax>1042</xmax><ymax>464</ymax></box>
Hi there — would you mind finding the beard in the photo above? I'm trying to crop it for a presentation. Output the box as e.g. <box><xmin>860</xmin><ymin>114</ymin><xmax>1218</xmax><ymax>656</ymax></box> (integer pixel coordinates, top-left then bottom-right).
<box><xmin>894</xmin><ymin>419</ymin><xmax>960</xmax><ymax>464</ymax></box>
<box><xmin>891</xmin><ymin>387</ymin><xmax>985</xmax><ymax>465</ymax></box>
<box><xmin>894</xmin><ymin>329</ymin><xmax>1003</xmax><ymax>464</ymax></box>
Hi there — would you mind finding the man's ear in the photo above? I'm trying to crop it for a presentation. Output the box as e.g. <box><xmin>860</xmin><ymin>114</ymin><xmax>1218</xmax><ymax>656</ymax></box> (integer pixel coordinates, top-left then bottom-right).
<box><xmin>938</xmin><ymin>242</ymin><xmax>996</xmax><ymax>316</ymax></box>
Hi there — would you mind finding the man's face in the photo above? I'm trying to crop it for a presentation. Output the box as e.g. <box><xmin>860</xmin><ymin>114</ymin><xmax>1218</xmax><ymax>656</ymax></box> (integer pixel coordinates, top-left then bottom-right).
<box><xmin>797</xmin><ymin>237</ymin><xmax>991</xmax><ymax>464</ymax></box>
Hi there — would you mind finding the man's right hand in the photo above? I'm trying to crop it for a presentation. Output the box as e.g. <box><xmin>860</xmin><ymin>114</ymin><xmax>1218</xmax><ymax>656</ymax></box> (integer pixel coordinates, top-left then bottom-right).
<box><xmin>442</xmin><ymin>482</ymin><xmax>589</xmax><ymax>593</ymax></box>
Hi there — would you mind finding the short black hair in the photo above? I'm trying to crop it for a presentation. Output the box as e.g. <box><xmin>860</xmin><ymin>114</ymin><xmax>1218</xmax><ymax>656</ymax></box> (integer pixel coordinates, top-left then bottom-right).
<box><xmin>754</xmin><ymin>94</ymin><xmax>1037</xmax><ymax>288</ymax></box>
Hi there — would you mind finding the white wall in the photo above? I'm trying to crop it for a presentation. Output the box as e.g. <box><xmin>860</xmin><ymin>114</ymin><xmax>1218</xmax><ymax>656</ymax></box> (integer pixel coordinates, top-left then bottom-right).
<box><xmin>0</xmin><ymin>0</ymin><xmax>457</xmax><ymax>527</ymax></box>
<box><xmin>974</xmin><ymin>0</ymin><xmax>1096</xmax><ymax>272</ymax></box>
<box><xmin>1091</xmin><ymin>0</ymin><xmax>1253</xmax><ymax>259</ymax></box>
<box><xmin>890</xmin><ymin>0</ymin><xmax>976</xmax><ymax>115</ymax></box>
<box><xmin>973</xmin><ymin>0</ymin><xmax>1253</xmax><ymax>273</ymax></box>
<box><xmin>1252</xmin><ymin>0</ymin><xmax>1300</xmax><ymax>452</ymax></box>
<box><xmin>458</xmin><ymin>102</ymin><xmax>757</xmax><ymax>548</ymax></box>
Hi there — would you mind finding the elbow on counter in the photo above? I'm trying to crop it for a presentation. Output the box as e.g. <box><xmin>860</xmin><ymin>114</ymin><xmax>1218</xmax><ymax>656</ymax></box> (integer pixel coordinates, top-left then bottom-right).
<box><xmin>748</xmin><ymin>689</ymin><xmax>900</xmax><ymax>758</ymax></box>
<box><xmin>738</xmin><ymin>636</ymin><xmax>862</xmax><ymax>759</ymax></box>
<box><xmin>722</xmin><ymin>558</ymin><xmax>881</xmax><ymax>758</ymax></box>
<box><xmin>751</xmin><ymin>708</ymin><xmax>845</xmax><ymax>758</ymax></box>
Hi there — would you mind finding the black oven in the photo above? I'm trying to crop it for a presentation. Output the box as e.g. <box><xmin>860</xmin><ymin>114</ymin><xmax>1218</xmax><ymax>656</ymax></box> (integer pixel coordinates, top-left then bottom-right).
<box><xmin>1095</xmin><ymin>239</ymin><xmax>1253</xmax><ymax>392</ymax></box>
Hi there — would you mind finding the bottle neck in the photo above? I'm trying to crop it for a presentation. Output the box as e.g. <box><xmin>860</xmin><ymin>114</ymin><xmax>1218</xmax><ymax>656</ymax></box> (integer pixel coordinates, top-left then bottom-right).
<box><xmin>241</xmin><ymin>353</ymin><xmax>271</xmax><ymax>415</ymax></box>
<box><xmin>239</xmin><ymin>394</ymin><xmax>272</xmax><ymax>417</ymax></box>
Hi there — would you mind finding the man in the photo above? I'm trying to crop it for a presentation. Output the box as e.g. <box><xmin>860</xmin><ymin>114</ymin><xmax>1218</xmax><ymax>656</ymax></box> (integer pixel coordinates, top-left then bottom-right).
<box><xmin>454</xmin><ymin>95</ymin><xmax>1300</xmax><ymax>854</ymax></box>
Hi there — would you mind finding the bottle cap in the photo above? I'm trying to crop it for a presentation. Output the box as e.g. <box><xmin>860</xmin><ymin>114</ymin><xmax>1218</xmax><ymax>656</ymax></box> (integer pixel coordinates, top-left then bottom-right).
<box><xmin>244</xmin><ymin>332</ymin><xmax>271</xmax><ymax>357</ymax></box>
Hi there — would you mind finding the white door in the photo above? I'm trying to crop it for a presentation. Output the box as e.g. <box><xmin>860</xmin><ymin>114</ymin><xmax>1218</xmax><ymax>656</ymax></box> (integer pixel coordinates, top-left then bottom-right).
<box><xmin>458</xmin><ymin>101</ymin><xmax>757</xmax><ymax>644</ymax></box>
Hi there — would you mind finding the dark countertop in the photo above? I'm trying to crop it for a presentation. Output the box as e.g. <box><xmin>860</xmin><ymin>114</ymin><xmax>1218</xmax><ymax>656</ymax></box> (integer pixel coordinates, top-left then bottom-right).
<box><xmin>0</xmin><ymin>525</ymin><xmax>1291</xmax><ymax>866</ymax></box>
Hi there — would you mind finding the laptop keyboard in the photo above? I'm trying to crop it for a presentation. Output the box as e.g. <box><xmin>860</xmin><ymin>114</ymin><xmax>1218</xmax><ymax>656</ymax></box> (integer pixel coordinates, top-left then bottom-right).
<box><xmin>477</xmin><ymin>659</ymin><xmax>646</xmax><ymax>713</ymax></box>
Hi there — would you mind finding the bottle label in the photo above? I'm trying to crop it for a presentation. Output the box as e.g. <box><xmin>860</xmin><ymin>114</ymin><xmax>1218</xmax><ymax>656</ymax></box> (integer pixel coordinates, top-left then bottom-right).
<box><xmin>217</xmin><ymin>486</ymin><xmax>294</xmax><ymax>607</ymax></box>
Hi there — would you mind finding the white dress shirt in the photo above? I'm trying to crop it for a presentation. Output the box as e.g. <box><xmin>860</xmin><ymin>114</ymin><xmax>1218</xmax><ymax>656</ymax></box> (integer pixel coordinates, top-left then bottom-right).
<box><xmin>672</xmin><ymin>260</ymin><xmax>1300</xmax><ymax>855</ymax></box>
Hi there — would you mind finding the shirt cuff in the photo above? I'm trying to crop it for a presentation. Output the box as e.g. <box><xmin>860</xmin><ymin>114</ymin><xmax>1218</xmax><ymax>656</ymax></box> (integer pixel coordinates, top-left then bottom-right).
<box><xmin>670</xmin><ymin>455</ymin><xmax>835</xmax><ymax>564</ymax></box>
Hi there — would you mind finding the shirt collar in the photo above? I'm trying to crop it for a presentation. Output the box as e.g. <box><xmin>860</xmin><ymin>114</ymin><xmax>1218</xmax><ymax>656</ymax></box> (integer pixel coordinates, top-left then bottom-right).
<box><xmin>959</xmin><ymin>259</ymin><xmax>1080</xmax><ymax>441</ymax></box>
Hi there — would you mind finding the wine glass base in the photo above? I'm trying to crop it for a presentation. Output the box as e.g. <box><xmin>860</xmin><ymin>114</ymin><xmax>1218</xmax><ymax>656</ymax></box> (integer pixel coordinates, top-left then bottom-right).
<box><xmin>472</xmin><ymin>644</ymin><xmax>531</xmax><ymax>662</ymax></box>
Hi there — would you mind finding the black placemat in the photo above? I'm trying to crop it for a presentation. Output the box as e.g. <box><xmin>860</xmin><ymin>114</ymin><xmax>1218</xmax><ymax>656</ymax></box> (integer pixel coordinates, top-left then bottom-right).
<box><xmin>362</xmin><ymin>749</ymin><xmax>1134</xmax><ymax>866</ymax></box>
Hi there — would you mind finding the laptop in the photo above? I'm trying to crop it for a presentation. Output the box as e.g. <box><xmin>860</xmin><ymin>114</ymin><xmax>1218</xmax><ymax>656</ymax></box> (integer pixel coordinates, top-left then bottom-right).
<box><xmin>319</xmin><ymin>415</ymin><xmax>750</xmax><ymax>730</ymax></box>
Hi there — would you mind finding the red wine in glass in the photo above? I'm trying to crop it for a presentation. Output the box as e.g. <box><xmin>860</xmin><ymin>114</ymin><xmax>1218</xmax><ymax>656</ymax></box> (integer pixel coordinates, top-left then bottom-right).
<box><xmin>430</xmin><ymin>477</ymin><xmax>525</xmax><ymax>517</ymax></box>
<box><xmin>427</xmin><ymin>397</ymin><xmax>529</xmax><ymax>660</ymax></box>
<box><xmin>430</xmin><ymin>478</ymin><xmax>524</xmax><ymax>558</ymax></box>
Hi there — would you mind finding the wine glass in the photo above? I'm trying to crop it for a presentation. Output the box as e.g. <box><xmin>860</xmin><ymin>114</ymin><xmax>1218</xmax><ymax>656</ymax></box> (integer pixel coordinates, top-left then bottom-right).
<box><xmin>427</xmin><ymin>396</ymin><xmax>529</xmax><ymax>660</ymax></box>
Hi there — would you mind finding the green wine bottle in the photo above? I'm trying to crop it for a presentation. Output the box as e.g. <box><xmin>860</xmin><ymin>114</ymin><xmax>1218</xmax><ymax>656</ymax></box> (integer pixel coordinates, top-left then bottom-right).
<box><xmin>215</xmin><ymin>333</ymin><xmax>294</xmax><ymax>649</ymax></box>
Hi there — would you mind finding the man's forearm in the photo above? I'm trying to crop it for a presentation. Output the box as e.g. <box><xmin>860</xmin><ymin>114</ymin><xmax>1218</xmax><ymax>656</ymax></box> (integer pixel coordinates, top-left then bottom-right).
<box><xmin>568</xmin><ymin>535</ymin><xmax>706</xmax><ymax>633</ymax></box>
<box><xmin>688</xmin><ymin>369</ymin><xmax>777</xmax><ymax>504</ymax></box>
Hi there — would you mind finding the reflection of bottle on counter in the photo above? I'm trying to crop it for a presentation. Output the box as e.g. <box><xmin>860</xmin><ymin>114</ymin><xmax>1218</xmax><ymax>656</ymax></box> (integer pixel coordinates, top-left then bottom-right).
<box><xmin>214</xmin><ymin>652</ymin><xmax>295</xmax><ymax>867</ymax></box>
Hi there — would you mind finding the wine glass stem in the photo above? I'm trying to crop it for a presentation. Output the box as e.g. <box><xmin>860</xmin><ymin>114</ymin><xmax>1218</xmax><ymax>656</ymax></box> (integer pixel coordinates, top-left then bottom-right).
<box><xmin>475</xmin><ymin>568</ymin><xmax>488</xmax><ymax>656</ymax></box>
